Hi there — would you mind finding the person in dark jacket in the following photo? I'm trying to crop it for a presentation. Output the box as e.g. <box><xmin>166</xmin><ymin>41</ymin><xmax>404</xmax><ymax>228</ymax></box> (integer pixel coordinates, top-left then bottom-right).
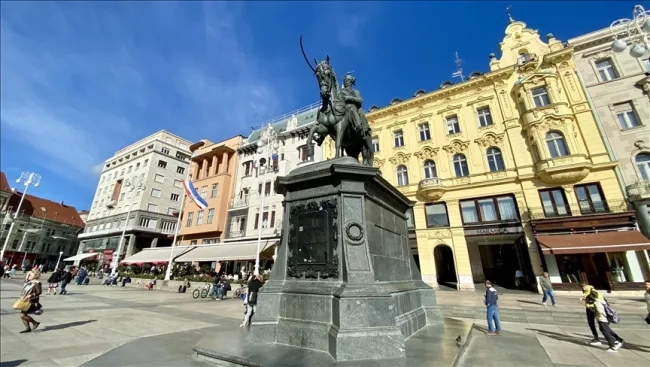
<box><xmin>241</xmin><ymin>275</ymin><xmax>264</xmax><ymax>328</ymax></box>
<box><xmin>484</xmin><ymin>280</ymin><xmax>501</xmax><ymax>335</ymax></box>
<box><xmin>46</xmin><ymin>269</ymin><xmax>63</xmax><ymax>295</ymax></box>
<box><xmin>59</xmin><ymin>269</ymin><xmax>73</xmax><ymax>295</ymax></box>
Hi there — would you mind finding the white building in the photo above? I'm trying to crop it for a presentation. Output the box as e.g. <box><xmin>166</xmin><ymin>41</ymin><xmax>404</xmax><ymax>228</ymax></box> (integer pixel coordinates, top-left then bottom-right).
<box><xmin>222</xmin><ymin>103</ymin><xmax>323</xmax><ymax>275</ymax></box>
<box><xmin>76</xmin><ymin>130</ymin><xmax>193</xmax><ymax>265</ymax></box>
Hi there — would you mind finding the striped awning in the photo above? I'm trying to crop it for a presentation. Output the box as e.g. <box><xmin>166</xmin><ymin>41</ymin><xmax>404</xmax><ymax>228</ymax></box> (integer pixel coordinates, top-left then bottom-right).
<box><xmin>120</xmin><ymin>246</ymin><xmax>194</xmax><ymax>264</ymax></box>
<box><xmin>63</xmin><ymin>253</ymin><xmax>99</xmax><ymax>262</ymax></box>
<box><xmin>174</xmin><ymin>241</ymin><xmax>275</xmax><ymax>263</ymax></box>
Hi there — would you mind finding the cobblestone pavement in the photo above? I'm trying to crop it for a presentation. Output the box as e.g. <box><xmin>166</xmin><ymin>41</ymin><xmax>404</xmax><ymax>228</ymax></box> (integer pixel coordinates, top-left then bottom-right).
<box><xmin>1</xmin><ymin>278</ymin><xmax>648</xmax><ymax>367</ymax></box>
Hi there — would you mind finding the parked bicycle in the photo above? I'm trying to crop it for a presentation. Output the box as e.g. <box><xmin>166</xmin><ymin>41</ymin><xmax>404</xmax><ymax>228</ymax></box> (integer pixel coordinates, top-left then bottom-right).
<box><xmin>192</xmin><ymin>283</ymin><xmax>212</xmax><ymax>299</ymax></box>
<box><xmin>233</xmin><ymin>283</ymin><xmax>247</xmax><ymax>299</ymax></box>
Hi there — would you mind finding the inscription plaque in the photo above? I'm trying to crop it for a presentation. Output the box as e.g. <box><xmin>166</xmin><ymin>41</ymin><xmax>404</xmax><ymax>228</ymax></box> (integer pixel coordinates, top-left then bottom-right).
<box><xmin>287</xmin><ymin>199</ymin><xmax>339</xmax><ymax>279</ymax></box>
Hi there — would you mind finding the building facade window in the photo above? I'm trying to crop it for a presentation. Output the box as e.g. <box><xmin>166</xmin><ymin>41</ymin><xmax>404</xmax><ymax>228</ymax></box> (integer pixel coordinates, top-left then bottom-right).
<box><xmin>574</xmin><ymin>183</ymin><xmax>607</xmax><ymax>215</ymax></box>
<box><xmin>298</xmin><ymin>146</ymin><xmax>311</xmax><ymax>162</ymax></box>
<box><xmin>613</xmin><ymin>102</ymin><xmax>642</xmax><ymax>129</ymax></box>
<box><xmin>595</xmin><ymin>59</ymin><xmax>619</xmax><ymax>82</ymax></box>
<box><xmin>394</xmin><ymin>130</ymin><xmax>405</xmax><ymax>147</ymax></box>
<box><xmin>161</xmin><ymin>147</ymin><xmax>170</xmax><ymax>155</ymax></box>
<box><xmin>486</xmin><ymin>147</ymin><xmax>505</xmax><ymax>172</ymax></box>
<box><xmin>446</xmin><ymin>115</ymin><xmax>461</xmax><ymax>134</ymax></box>
<box><xmin>201</xmin><ymin>186</ymin><xmax>208</xmax><ymax>199</ymax></box>
<box><xmin>419</xmin><ymin>123</ymin><xmax>431</xmax><ymax>141</ymax></box>
<box><xmin>158</xmin><ymin>160</ymin><xmax>167</xmax><ymax>168</ymax></box>
<box><xmin>539</xmin><ymin>188</ymin><xmax>570</xmax><ymax>218</ymax></box>
<box><xmin>186</xmin><ymin>212</ymin><xmax>194</xmax><ymax>227</ymax></box>
<box><xmin>372</xmin><ymin>137</ymin><xmax>380</xmax><ymax>152</ymax></box>
<box><xmin>545</xmin><ymin>131</ymin><xmax>569</xmax><ymax>158</ymax></box>
<box><xmin>424</xmin><ymin>203</ymin><xmax>450</xmax><ymax>228</ymax></box>
<box><xmin>150</xmin><ymin>188</ymin><xmax>161</xmax><ymax>198</ymax></box>
<box><xmin>396</xmin><ymin>165</ymin><xmax>409</xmax><ymax>186</ymax></box>
<box><xmin>167</xmin><ymin>208</ymin><xmax>176</xmax><ymax>215</ymax></box>
<box><xmin>173</xmin><ymin>179</ymin><xmax>182</xmax><ymax>188</ymax></box>
<box><xmin>147</xmin><ymin>203</ymin><xmax>158</xmax><ymax>213</ymax></box>
<box><xmin>423</xmin><ymin>160</ymin><xmax>437</xmax><ymax>179</ymax></box>
<box><xmin>170</xmin><ymin>193</ymin><xmax>179</xmax><ymax>201</ymax></box>
<box><xmin>177</xmin><ymin>166</ymin><xmax>185</xmax><ymax>174</ymax></box>
<box><xmin>211</xmin><ymin>184</ymin><xmax>218</xmax><ymax>198</ymax></box>
<box><xmin>531</xmin><ymin>87</ymin><xmax>551</xmax><ymax>107</ymax></box>
<box><xmin>406</xmin><ymin>208</ymin><xmax>415</xmax><ymax>229</ymax></box>
<box><xmin>206</xmin><ymin>208</ymin><xmax>215</xmax><ymax>224</ymax></box>
<box><xmin>643</xmin><ymin>59</ymin><xmax>650</xmax><ymax>72</ymax></box>
<box><xmin>460</xmin><ymin>195</ymin><xmax>518</xmax><ymax>224</ymax></box>
<box><xmin>636</xmin><ymin>153</ymin><xmax>650</xmax><ymax>181</ymax></box>
<box><xmin>453</xmin><ymin>154</ymin><xmax>469</xmax><ymax>177</ymax></box>
<box><xmin>477</xmin><ymin>107</ymin><xmax>493</xmax><ymax>127</ymax></box>
<box><xmin>196</xmin><ymin>210</ymin><xmax>204</xmax><ymax>225</ymax></box>
<box><xmin>154</xmin><ymin>174</ymin><xmax>164</xmax><ymax>183</ymax></box>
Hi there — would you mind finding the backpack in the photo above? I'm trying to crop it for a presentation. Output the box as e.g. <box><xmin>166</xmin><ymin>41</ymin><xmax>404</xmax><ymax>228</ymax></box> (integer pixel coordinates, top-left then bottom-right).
<box><xmin>604</xmin><ymin>302</ymin><xmax>620</xmax><ymax>323</ymax></box>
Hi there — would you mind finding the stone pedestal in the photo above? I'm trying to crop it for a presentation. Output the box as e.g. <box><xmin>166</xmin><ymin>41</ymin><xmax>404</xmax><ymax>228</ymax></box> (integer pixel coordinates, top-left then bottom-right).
<box><xmin>194</xmin><ymin>157</ymin><xmax>442</xmax><ymax>365</ymax></box>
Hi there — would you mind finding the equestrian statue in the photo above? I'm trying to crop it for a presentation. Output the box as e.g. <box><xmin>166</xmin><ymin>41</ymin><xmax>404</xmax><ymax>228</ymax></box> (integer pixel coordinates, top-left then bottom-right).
<box><xmin>300</xmin><ymin>36</ymin><xmax>374</xmax><ymax>167</ymax></box>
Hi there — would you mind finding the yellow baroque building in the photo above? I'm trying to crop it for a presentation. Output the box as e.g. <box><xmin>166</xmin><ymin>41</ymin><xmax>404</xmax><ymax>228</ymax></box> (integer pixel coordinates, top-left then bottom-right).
<box><xmin>324</xmin><ymin>19</ymin><xmax>650</xmax><ymax>292</ymax></box>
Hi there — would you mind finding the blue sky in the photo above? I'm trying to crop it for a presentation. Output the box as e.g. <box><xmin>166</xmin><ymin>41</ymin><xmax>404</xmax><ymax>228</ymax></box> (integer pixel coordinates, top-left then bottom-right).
<box><xmin>0</xmin><ymin>1</ymin><xmax>637</xmax><ymax>211</ymax></box>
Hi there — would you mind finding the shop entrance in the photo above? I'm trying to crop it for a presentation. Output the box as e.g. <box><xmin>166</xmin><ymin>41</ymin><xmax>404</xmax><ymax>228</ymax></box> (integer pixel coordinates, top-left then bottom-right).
<box><xmin>434</xmin><ymin>245</ymin><xmax>457</xmax><ymax>286</ymax></box>
<box><xmin>479</xmin><ymin>243</ymin><xmax>521</xmax><ymax>288</ymax></box>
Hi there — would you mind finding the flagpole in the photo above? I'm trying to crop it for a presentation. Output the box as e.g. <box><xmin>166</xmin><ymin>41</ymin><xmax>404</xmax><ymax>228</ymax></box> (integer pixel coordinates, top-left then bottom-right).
<box><xmin>164</xmin><ymin>163</ymin><xmax>192</xmax><ymax>281</ymax></box>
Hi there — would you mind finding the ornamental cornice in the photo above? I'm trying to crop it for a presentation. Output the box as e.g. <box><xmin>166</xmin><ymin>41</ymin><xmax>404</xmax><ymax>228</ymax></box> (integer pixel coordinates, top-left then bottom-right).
<box><xmin>373</xmin><ymin>158</ymin><xmax>385</xmax><ymax>169</ymax></box>
<box><xmin>366</xmin><ymin>66</ymin><xmax>516</xmax><ymax>120</ymax></box>
<box><xmin>389</xmin><ymin>152</ymin><xmax>411</xmax><ymax>166</ymax></box>
<box><xmin>437</xmin><ymin>104</ymin><xmax>463</xmax><ymax>115</ymax></box>
<box><xmin>474</xmin><ymin>132</ymin><xmax>505</xmax><ymax>148</ymax></box>
<box><xmin>442</xmin><ymin>139</ymin><xmax>470</xmax><ymax>155</ymax></box>
<box><xmin>410</xmin><ymin>112</ymin><xmax>433</xmax><ymax>122</ymax></box>
<box><xmin>386</xmin><ymin>120</ymin><xmax>408</xmax><ymax>130</ymax></box>
<box><xmin>586</xmin><ymin>50</ymin><xmax>613</xmax><ymax>62</ymax></box>
<box><xmin>466</xmin><ymin>95</ymin><xmax>495</xmax><ymax>106</ymax></box>
<box><xmin>414</xmin><ymin>146</ymin><xmax>440</xmax><ymax>161</ymax></box>
<box><xmin>543</xmin><ymin>47</ymin><xmax>574</xmax><ymax>64</ymax></box>
<box><xmin>530</xmin><ymin>115</ymin><xmax>572</xmax><ymax>131</ymax></box>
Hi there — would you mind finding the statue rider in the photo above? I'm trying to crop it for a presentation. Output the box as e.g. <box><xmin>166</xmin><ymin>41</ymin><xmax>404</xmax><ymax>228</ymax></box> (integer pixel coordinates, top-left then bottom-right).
<box><xmin>341</xmin><ymin>73</ymin><xmax>370</xmax><ymax>136</ymax></box>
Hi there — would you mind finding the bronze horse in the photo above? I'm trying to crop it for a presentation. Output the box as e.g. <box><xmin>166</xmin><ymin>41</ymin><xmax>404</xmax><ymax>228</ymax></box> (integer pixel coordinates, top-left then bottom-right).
<box><xmin>300</xmin><ymin>37</ymin><xmax>373</xmax><ymax>167</ymax></box>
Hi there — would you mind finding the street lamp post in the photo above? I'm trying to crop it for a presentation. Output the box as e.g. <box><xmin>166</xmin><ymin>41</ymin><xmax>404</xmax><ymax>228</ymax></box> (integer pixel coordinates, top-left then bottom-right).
<box><xmin>110</xmin><ymin>175</ymin><xmax>145</xmax><ymax>276</ymax></box>
<box><xmin>55</xmin><ymin>251</ymin><xmax>64</xmax><ymax>270</ymax></box>
<box><xmin>0</xmin><ymin>171</ymin><xmax>41</xmax><ymax>262</ymax></box>
<box><xmin>610</xmin><ymin>5</ymin><xmax>650</xmax><ymax>58</ymax></box>
<box><xmin>254</xmin><ymin>124</ymin><xmax>279</xmax><ymax>276</ymax></box>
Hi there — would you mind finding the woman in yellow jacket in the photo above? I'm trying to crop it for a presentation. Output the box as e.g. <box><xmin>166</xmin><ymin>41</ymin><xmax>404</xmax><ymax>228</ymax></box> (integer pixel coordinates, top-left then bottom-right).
<box><xmin>580</xmin><ymin>283</ymin><xmax>604</xmax><ymax>345</ymax></box>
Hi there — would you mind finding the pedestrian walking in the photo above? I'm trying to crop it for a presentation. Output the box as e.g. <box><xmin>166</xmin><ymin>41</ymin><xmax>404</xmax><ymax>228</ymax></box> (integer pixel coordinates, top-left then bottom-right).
<box><xmin>241</xmin><ymin>275</ymin><xmax>264</xmax><ymax>328</ymax></box>
<box><xmin>46</xmin><ymin>269</ymin><xmax>62</xmax><ymax>295</ymax></box>
<box><xmin>60</xmin><ymin>268</ymin><xmax>72</xmax><ymax>295</ymax></box>
<box><xmin>484</xmin><ymin>280</ymin><xmax>501</xmax><ymax>335</ymax></box>
<box><xmin>17</xmin><ymin>269</ymin><xmax>42</xmax><ymax>333</ymax></box>
<box><xmin>514</xmin><ymin>269</ymin><xmax>524</xmax><ymax>289</ymax></box>
<box><xmin>586</xmin><ymin>289</ymin><xmax>623</xmax><ymax>352</ymax></box>
<box><xmin>539</xmin><ymin>272</ymin><xmax>556</xmax><ymax>306</ymax></box>
<box><xmin>643</xmin><ymin>280</ymin><xmax>650</xmax><ymax>324</ymax></box>
<box><xmin>580</xmin><ymin>282</ymin><xmax>604</xmax><ymax>345</ymax></box>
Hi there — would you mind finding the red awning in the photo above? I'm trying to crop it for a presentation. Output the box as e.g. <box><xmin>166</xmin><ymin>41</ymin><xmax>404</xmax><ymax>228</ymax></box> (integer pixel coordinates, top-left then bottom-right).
<box><xmin>537</xmin><ymin>230</ymin><xmax>650</xmax><ymax>255</ymax></box>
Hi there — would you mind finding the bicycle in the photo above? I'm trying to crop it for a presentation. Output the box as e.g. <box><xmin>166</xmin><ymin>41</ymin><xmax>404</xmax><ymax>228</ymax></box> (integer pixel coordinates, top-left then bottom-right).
<box><xmin>233</xmin><ymin>283</ymin><xmax>247</xmax><ymax>299</ymax></box>
<box><xmin>192</xmin><ymin>283</ymin><xmax>212</xmax><ymax>299</ymax></box>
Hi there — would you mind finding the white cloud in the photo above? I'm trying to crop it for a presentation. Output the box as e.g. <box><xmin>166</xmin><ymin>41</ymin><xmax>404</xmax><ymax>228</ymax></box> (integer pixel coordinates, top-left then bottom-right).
<box><xmin>0</xmin><ymin>2</ymin><xmax>286</xmax><ymax>186</ymax></box>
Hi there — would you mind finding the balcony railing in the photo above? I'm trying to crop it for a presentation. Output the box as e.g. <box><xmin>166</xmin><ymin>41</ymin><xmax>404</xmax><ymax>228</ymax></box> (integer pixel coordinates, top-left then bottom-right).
<box><xmin>229</xmin><ymin>197</ymin><xmax>250</xmax><ymax>210</ymax></box>
<box><xmin>626</xmin><ymin>181</ymin><xmax>650</xmax><ymax>202</ymax></box>
<box><xmin>528</xmin><ymin>200</ymin><xmax>631</xmax><ymax>220</ymax></box>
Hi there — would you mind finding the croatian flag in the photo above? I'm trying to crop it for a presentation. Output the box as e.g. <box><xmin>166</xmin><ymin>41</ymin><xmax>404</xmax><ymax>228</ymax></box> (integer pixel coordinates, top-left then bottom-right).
<box><xmin>182</xmin><ymin>179</ymin><xmax>208</xmax><ymax>210</ymax></box>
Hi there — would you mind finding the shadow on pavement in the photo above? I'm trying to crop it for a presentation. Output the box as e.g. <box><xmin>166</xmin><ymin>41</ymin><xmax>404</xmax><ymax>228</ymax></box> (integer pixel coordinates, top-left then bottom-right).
<box><xmin>0</xmin><ymin>359</ymin><xmax>27</xmax><ymax>367</ymax></box>
<box><xmin>39</xmin><ymin>319</ymin><xmax>97</xmax><ymax>332</ymax></box>
<box><xmin>528</xmin><ymin>328</ymin><xmax>650</xmax><ymax>353</ymax></box>
<box><xmin>517</xmin><ymin>300</ymin><xmax>544</xmax><ymax>306</ymax></box>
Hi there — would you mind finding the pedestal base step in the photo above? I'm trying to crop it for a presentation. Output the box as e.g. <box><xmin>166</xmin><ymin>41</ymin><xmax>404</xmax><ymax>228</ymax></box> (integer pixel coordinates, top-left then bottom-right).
<box><xmin>193</xmin><ymin>318</ymin><xmax>472</xmax><ymax>367</ymax></box>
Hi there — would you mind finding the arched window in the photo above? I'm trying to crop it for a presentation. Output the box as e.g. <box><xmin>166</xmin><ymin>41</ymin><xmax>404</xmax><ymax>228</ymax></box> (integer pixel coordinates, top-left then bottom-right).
<box><xmin>453</xmin><ymin>154</ymin><xmax>469</xmax><ymax>177</ymax></box>
<box><xmin>545</xmin><ymin>131</ymin><xmax>569</xmax><ymax>158</ymax></box>
<box><xmin>486</xmin><ymin>147</ymin><xmax>505</xmax><ymax>172</ymax></box>
<box><xmin>423</xmin><ymin>160</ymin><xmax>437</xmax><ymax>179</ymax></box>
<box><xmin>636</xmin><ymin>153</ymin><xmax>650</xmax><ymax>181</ymax></box>
<box><xmin>396</xmin><ymin>165</ymin><xmax>409</xmax><ymax>186</ymax></box>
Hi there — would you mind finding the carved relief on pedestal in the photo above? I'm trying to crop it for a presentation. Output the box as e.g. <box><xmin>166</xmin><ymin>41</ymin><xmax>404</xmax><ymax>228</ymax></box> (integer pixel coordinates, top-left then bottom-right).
<box><xmin>414</xmin><ymin>146</ymin><xmax>440</xmax><ymax>161</ymax></box>
<box><xmin>442</xmin><ymin>140</ymin><xmax>470</xmax><ymax>155</ymax></box>
<box><xmin>475</xmin><ymin>132</ymin><xmax>505</xmax><ymax>148</ymax></box>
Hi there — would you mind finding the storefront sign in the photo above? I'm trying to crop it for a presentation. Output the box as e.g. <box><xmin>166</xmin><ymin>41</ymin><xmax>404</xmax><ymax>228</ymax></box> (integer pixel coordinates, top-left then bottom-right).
<box><xmin>464</xmin><ymin>225</ymin><xmax>524</xmax><ymax>237</ymax></box>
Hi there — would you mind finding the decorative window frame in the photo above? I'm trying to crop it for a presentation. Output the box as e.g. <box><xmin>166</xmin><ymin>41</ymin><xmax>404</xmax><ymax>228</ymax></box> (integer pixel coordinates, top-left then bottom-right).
<box><xmin>587</xmin><ymin>51</ymin><xmax>623</xmax><ymax>83</ymax></box>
